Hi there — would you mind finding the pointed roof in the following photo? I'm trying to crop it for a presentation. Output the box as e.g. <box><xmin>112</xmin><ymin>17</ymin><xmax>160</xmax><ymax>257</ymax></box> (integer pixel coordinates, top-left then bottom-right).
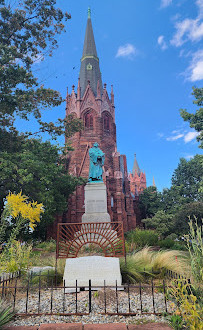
<box><xmin>153</xmin><ymin>176</ymin><xmax>156</xmax><ymax>187</ymax></box>
<box><xmin>132</xmin><ymin>153</ymin><xmax>141</xmax><ymax>176</ymax></box>
<box><xmin>79</xmin><ymin>9</ymin><xmax>103</xmax><ymax>98</ymax></box>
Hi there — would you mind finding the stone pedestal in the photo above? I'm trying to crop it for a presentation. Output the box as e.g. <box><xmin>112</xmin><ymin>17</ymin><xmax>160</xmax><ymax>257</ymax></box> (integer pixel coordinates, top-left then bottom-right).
<box><xmin>63</xmin><ymin>256</ymin><xmax>122</xmax><ymax>293</ymax></box>
<box><xmin>82</xmin><ymin>182</ymin><xmax>110</xmax><ymax>223</ymax></box>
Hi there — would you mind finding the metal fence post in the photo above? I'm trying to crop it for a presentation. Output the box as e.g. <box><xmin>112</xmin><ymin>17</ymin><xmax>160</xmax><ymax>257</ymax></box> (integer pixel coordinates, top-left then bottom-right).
<box><xmin>89</xmin><ymin>279</ymin><xmax>92</xmax><ymax>313</ymax></box>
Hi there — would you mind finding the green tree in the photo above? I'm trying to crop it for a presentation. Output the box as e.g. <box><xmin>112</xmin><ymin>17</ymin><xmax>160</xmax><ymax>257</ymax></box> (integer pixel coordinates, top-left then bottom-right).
<box><xmin>0</xmin><ymin>0</ymin><xmax>82</xmax><ymax>138</ymax></box>
<box><xmin>142</xmin><ymin>210</ymin><xmax>175</xmax><ymax>239</ymax></box>
<box><xmin>174</xmin><ymin>202</ymin><xmax>203</xmax><ymax>235</ymax></box>
<box><xmin>180</xmin><ymin>87</ymin><xmax>203</xmax><ymax>149</ymax></box>
<box><xmin>139</xmin><ymin>186</ymin><xmax>162</xmax><ymax>218</ymax></box>
<box><xmin>171</xmin><ymin>155</ymin><xmax>203</xmax><ymax>202</ymax></box>
<box><xmin>0</xmin><ymin>1</ymin><xmax>85</xmax><ymax>239</ymax></box>
<box><xmin>0</xmin><ymin>134</ymin><xmax>85</xmax><ymax>239</ymax></box>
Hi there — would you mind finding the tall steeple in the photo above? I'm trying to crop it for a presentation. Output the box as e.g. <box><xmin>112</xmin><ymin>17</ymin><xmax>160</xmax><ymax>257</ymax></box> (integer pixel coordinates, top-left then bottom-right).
<box><xmin>132</xmin><ymin>153</ymin><xmax>141</xmax><ymax>176</ymax></box>
<box><xmin>79</xmin><ymin>8</ymin><xmax>103</xmax><ymax>97</ymax></box>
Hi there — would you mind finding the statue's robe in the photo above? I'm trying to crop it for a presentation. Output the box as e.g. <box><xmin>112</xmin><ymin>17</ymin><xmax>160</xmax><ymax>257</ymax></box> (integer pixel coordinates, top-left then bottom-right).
<box><xmin>88</xmin><ymin>147</ymin><xmax>105</xmax><ymax>181</ymax></box>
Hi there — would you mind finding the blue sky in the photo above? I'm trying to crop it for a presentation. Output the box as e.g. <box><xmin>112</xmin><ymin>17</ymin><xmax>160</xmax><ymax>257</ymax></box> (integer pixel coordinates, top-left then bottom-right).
<box><xmin>17</xmin><ymin>0</ymin><xmax>203</xmax><ymax>191</ymax></box>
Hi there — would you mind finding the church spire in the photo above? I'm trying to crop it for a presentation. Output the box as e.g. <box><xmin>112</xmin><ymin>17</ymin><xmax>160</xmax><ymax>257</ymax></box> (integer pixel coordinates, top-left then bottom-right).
<box><xmin>79</xmin><ymin>9</ymin><xmax>102</xmax><ymax>97</ymax></box>
<box><xmin>132</xmin><ymin>153</ymin><xmax>141</xmax><ymax>176</ymax></box>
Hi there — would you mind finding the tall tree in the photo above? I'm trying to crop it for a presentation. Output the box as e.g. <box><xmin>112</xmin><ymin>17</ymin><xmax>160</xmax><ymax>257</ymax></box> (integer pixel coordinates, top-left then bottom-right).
<box><xmin>180</xmin><ymin>87</ymin><xmax>203</xmax><ymax>149</ymax></box>
<box><xmin>0</xmin><ymin>134</ymin><xmax>85</xmax><ymax>239</ymax></box>
<box><xmin>139</xmin><ymin>186</ymin><xmax>162</xmax><ymax>219</ymax></box>
<box><xmin>0</xmin><ymin>0</ymin><xmax>81</xmax><ymax>138</ymax></box>
<box><xmin>0</xmin><ymin>1</ymin><xmax>84</xmax><ymax>239</ymax></box>
<box><xmin>171</xmin><ymin>155</ymin><xmax>203</xmax><ymax>202</ymax></box>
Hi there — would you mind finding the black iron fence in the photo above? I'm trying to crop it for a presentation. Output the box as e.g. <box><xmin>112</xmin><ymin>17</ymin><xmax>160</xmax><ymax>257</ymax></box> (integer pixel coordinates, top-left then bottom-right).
<box><xmin>0</xmin><ymin>272</ymin><xmax>176</xmax><ymax>316</ymax></box>
<box><xmin>0</xmin><ymin>270</ymin><xmax>192</xmax><ymax>317</ymax></box>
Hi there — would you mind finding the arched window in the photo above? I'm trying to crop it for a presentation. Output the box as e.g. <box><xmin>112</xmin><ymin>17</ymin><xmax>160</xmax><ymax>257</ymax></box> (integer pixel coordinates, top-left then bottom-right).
<box><xmin>103</xmin><ymin>113</ymin><xmax>110</xmax><ymax>132</ymax></box>
<box><xmin>84</xmin><ymin>111</ymin><xmax>93</xmax><ymax>130</ymax></box>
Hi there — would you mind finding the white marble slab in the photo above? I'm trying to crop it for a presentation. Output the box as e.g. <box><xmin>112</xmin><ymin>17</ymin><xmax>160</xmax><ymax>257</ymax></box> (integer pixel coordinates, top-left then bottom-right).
<box><xmin>63</xmin><ymin>256</ymin><xmax>122</xmax><ymax>293</ymax></box>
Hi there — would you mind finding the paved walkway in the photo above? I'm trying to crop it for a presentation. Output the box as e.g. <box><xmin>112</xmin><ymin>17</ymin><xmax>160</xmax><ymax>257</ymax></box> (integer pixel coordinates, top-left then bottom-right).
<box><xmin>4</xmin><ymin>323</ymin><xmax>172</xmax><ymax>329</ymax></box>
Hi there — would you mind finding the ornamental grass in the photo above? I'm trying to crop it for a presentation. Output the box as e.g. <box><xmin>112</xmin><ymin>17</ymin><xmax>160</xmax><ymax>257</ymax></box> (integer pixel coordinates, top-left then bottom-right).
<box><xmin>120</xmin><ymin>247</ymin><xmax>189</xmax><ymax>283</ymax></box>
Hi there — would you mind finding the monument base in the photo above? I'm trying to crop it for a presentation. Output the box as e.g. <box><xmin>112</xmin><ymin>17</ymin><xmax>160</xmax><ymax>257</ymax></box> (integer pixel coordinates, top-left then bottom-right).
<box><xmin>63</xmin><ymin>256</ymin><xmax>123</xmax><ymax>293</ymax></box>
<box><xmin>82</xmin><ymin>182</ymin><xmax>111</xmax><ymax>223</ymax></box>
<box><xmin>82</xmin><ymin>212</ymin><xmax>110</xmax><ymax>223</ymax></box>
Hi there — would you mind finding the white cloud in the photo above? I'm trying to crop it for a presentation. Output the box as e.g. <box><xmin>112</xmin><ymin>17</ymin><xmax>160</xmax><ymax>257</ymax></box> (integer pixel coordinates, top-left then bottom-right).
<box><xmin>171</xmin><ymin>19</ymin><xmax>203</xmax><ymax>46</ymax></box>
<box><xmin>171</xmin><ymin>0</ymin><xmax>203</xmax><ymax>47</ymax></box>
<box><xmin>160</xmin><ymin>0</ymin><xmax>172</xmax><ymax>9</ymax></box>
<box><xmin>166</xmin><ymin>133</ymin><xmax>184</xmax><ymax>141</ymax></box>
<box><xmin>166</xmin><ymin>129</ymin><xmax>199</xmax><ymax>143</ymax></box>
<box><xmin>187</xmin><ymin>49</ymin><xmax>203</xmax><ymax>81</ymax></box>
<box><xmin>116</xmin><ymin>44</ymin><xmax>136</xmax><ymax>59</ymax></box>
<box><xmin>157</xmin><ymin>35</ymin><xmax>168</xmax><ymax>50</ymax></box>
<box><xmin>184</xmin><ymin>131</ymin><xmax>199</xmax><ymax>143</ymax></box>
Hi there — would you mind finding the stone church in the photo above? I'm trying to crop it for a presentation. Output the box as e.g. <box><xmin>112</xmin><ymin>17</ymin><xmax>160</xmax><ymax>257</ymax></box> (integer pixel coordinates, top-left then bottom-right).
<box><xmin>49</xmin><ymin>10</ymin><xmax>146</xmax><ymax>237</ymax></box>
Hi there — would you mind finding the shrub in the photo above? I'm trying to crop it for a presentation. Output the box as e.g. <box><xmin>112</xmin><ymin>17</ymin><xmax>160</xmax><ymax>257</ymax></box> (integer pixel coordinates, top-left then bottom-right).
<box><xmin>120</xmin><ymin>247</ymin><xmax>188</xmax><ymax>283</ymax></box>
<box><xmin>0</xmin><ymin>301</ymin><xmax>14</xmax><ymax>328</ymax></box>
<box><xmin>184</xmin><ymin>218</ymin><xmax>203</xmax><ymax>284</ymax></box>
<box><xmin>34</xmin><ymin>239</ymin><xmax>56</xmax><ymax>253</ymax></box>
<box><xmin>169</xmin><ymin>314</ymin><xmax>184</xmax><ymax>330</ymax></box>
<box><xmin>125</xmin><ymin>229</ymin><xmax>158</xmax><ymax>250</ymax></box>
<box><xmin>169</xmin><ymin>280</ymin><xmax>203</xmax><ymax>330</ymax></box>
<box><xmin>159</xmin><ymin>238</ymin><xmax>175</xmax><ymax>249</ymax></box>
<box><xmin>0</xmin><ymin>240</ymin><xmax>32</xmax><ymax>273</ymax></box>
<box><xmin>172</xmin><ymin>242</ymin><xmax>187</xmax><ymax>251</ymax></box>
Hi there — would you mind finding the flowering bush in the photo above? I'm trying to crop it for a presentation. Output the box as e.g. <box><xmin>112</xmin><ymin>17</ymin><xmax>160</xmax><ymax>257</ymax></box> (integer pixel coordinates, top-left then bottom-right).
<box><xmin>169</xmin><ymin>280</ymin><xmax>203</xmax><ymax>330</ymax></box>
<box><xmin>0</xmin><ymin>192</ymin><xmax>44</xmax><ymax>242</ymax></box>
<box><xmin>0</xmin><ymin>192</ymin><xmax>44</xmax><ymax>273</ymax></box>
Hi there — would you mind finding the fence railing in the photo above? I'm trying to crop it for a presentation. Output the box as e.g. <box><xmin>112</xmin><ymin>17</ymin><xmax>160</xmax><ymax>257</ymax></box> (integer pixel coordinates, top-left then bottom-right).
<box><xmin>0</xmin><ymin>271</ymin><xmax>20</xmax><ymax>284</ymax></box>
<box><xmin>0</xmin><ymin>269</ymin><xmax>192</xmax><ymax>317</ymax></box>
<box><xmin>1</xmin><ymin>272</ymin><xmax>176</xmax><ymax>316</ymax></box>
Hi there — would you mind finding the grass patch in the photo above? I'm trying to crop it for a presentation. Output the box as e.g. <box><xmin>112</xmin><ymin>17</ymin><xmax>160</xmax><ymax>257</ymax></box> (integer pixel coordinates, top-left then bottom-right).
<box><xmin>34</xmin><ymin>239</ymin><xmax>56</xmax><ymax>253</ymax></box>
<box><xmin>121</xmin><ymin>247</ymin><xmax>189</xmax><ymax>283</ymax></box>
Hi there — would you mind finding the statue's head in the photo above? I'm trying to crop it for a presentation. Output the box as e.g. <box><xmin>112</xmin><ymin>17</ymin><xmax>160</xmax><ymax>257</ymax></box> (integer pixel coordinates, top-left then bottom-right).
<box><xmin>93</xmin><ymin>142</ymin><xmax>99</xmax><ymax>148</ymax></box>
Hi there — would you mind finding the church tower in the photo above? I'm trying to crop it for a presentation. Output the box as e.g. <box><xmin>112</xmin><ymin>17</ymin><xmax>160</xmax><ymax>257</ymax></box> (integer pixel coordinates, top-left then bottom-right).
<box><xmin>129</xmin><ymin>154</ymin><xmax>147</xmax><ymax>196</ymax></box>
<box><xmin>63</xmin><ymin>10</ymin><xmax>138</xmax><ymax>231</ymax></box>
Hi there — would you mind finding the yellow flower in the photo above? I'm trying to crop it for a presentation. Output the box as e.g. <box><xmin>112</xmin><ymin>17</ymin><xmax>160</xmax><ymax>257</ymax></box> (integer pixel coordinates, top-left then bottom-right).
<box><xmin>6</xmin><ymin>192</ymin><xmax>44</xmax><ymax>230</ymax></box>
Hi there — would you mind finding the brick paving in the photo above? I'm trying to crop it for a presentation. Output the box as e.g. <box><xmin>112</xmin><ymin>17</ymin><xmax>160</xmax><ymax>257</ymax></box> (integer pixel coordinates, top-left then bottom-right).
<box><xmin>4</xmin><ymin>322</ymin><xmax>172</xmax><ymax>330</ymax></box>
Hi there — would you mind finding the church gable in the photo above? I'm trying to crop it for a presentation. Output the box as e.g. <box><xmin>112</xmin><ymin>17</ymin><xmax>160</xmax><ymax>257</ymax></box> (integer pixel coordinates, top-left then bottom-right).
<box><xmin>80</xmin><ymin>84</ymin><xmax>100</xmax><ymax>115</ymax></box>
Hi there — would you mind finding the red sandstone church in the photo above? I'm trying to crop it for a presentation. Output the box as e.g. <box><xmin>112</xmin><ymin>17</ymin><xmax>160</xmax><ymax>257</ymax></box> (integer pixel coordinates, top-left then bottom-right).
<box><xmin>50</xmin><ymin>10</ymin><xmax>147</xmax><ymax>236</ymax></box>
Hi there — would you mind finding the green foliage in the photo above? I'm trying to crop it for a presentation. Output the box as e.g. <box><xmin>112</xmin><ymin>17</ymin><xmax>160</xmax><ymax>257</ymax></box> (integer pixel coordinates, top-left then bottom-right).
<box><xmin>139</xmin><ymin>186</ymin><xmax>162</xmax><ymax>218</ymax></box>
<box><xmin>159</xmin><ymin>238</ymin><xmax>175</xmax><ymax>249</ymax></box>
<box><xmin>26</xmin><ymin>269</ymin><xmax>62</xmax><ymax>287</ymax></box>
<box><xmin>174</xmin><ymin>202</ymin><xmax>203</xmax><ymax>235</ymax></box>
<box><xmin>0</xmin><ymin>0</ymin><xmax>73</xmax><ymax>136</ymax></box>
<box><xmin>184</xmin><ymin>219</ymin><xmax>203</xmax><ymax>284</ymax></box>
<box><xmin>34</xmin><ymin>239</ymin><xmax>56</xmax><ymax>253</ymax></box>
<box><xmin>172</xmin><ymin>242</ymin><xmax>187</xmax><ymax>251</ymax></box>
<box><xmin>180</xmin><ymin>87</ymin><xmax>203</xmax><ymax>149</ymax></box>
<box><xmin>120</xmin><ymin>247</ymin><xmax>187</xmax><ymax>283</ymax></box>
<box><xmin>171</xmin><ymin>155</ymin><xmax>203</xmax><ymax>203</ymax></box>
<box><xmin>169</xmin><ymin>314</ymin><xmax>184</xmax><ymax>330</ymax></box>
<box><xmin>0</xmin><ymin>240</ymin><xmax>32</xmax><ymax>273</ymax></box>
<box><xmin>169</xmin><ymin>280</ymin><xmax>203</xmax><ymax>330</ymax></box>
<box><xmin>0</xmin><ymin>301</ymin><xmax>14</xmax><ymax>328</ymax></box>
<box><xmin>0</xmin><ymin>137</ymin><xmax>85</xmax><ymax>239</ymax></box>
<box><xmin>125</xmin><ymin>229</ymin><xmax>158</xmax><ymax>252</ymax></box>
<box><xmin>142</xmin><ymin>210</ymin><xmax>174</xmax><ymax>239</ymax></box>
